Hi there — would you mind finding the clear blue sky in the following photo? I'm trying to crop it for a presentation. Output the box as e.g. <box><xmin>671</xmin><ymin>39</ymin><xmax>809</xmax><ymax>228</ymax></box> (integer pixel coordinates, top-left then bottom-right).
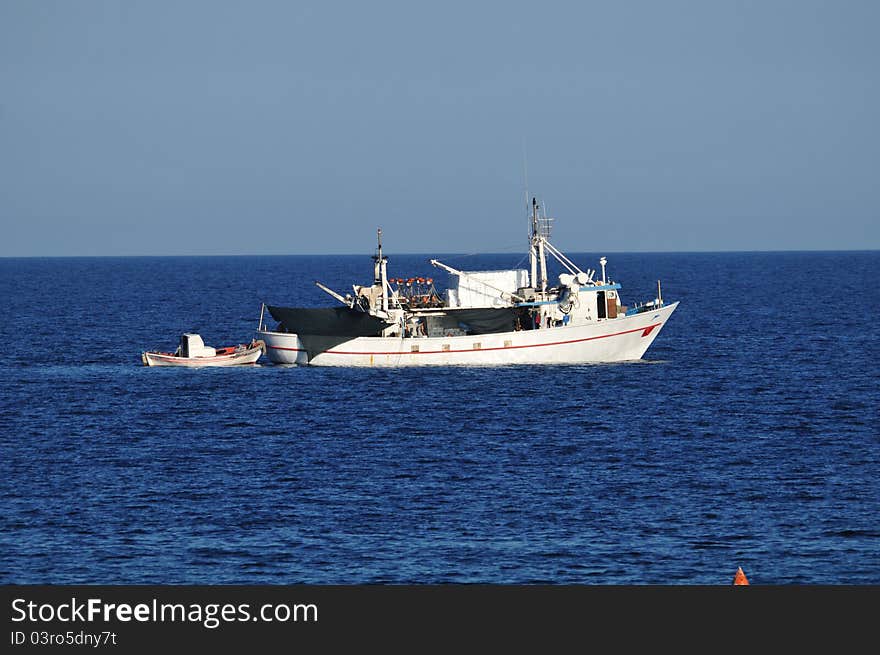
<box><xmin>2</xmin><ymin>0</ymin><xmax>878</xmax><ymax>256</ymax></box>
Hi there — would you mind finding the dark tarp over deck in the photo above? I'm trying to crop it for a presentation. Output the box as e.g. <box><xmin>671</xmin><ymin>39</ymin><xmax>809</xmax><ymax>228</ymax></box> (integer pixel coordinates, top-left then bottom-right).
<box><xmin>267</xmin><ymin>306</ymin><xmax>392</xmax><ymax>337</ymax></box>
<box><xmin>267</xmin><ymin>305</ymin><xmax>517</xmax><ymax>338</ymax></box>
<box><xmin>446</xmin><ymin>307</ymin><xmax>517</xmax><ymax>335</ymax></box>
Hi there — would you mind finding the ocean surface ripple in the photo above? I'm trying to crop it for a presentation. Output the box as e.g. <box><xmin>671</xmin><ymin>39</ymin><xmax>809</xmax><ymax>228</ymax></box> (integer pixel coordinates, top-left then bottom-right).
<box><xmin>1</xmin><ymin>252</ymin><xmax>877</xmax><ymax>583</ymax></box>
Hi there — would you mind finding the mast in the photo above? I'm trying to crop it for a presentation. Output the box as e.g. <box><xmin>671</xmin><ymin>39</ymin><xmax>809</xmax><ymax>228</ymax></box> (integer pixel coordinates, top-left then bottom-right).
<box><xmin>538</xmin><ymin>238</ymin><xmax>548</xmax><ymax>294</ymax></box>
<box><xmin>529</xmin><ymin>197</ymin><xmax>549</xmax><ymax>294</ymax></box>
<box><xmin>529</xmin><ymin>198</ymin><xmax>538</xmax><ymax>290</ymax></box>
<box><xmin>374</xmin><ymin>228</ymin><xmax>389</xmax><ymax>313</ymax></box>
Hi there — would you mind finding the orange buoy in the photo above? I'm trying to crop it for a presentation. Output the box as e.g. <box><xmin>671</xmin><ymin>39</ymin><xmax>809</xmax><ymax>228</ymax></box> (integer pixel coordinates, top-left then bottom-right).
<box><xmin>733</xmin><ymin>566</ymin><xmax>750</xmax><ymax>585</ymax></box>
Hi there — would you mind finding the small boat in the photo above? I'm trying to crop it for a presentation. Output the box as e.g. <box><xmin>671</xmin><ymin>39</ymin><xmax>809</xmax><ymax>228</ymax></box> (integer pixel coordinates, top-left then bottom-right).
<box><xmin>142</xmin><ymin>333</ymin><xmax>265</xmax><ymax>367</ymax></box>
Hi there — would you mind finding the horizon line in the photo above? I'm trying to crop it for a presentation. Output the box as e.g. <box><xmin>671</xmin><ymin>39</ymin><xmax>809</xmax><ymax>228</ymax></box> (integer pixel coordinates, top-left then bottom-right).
<box><xmin>1</xmin><ymin>247</ymin><xmax>878</xmax><ymax>260</ymax></box>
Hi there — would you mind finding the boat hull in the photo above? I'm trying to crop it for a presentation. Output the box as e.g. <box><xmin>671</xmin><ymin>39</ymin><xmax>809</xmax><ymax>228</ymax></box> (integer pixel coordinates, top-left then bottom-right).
<box><xmin>142</xmin><ymin>342</ymin><xmax>264</xmax><ymax>367</ymax></box>
<box><xmin>259</xmin><ymin>302</ymin><xmax>678</xmax><ymax>367</ymax></box>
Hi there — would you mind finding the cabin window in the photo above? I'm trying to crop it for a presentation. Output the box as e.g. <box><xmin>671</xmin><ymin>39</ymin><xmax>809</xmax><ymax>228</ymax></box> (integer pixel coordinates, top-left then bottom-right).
<box><xmin>410</xmin><ymin>345</ymin><xmax>419</xmax><ymax>353</ymax></box>
<box><xmin>597</xmin><ymin>291</ymin><xmax>607</xmax><ymax>319</ymax></box>
<box><xmin>442</xmin><ymin>344</ymin><xmax>450</xmax><ymax>352</ymax></box>
<box><xmin>473</xmin><ymin>342</ymin><xmax>482</xmax><ymax>350</ymax></box>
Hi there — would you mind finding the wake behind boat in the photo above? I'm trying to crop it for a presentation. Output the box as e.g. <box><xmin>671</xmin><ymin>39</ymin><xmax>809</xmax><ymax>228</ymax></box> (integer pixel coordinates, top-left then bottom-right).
<box><xmin>259</xmin><ymin>198</ymin><xmax>678</xmax><ymax>366</ymax></box>
<box><xmin>142</xmin><ymin>333</ymin><xmax>265</xmax><ymax>367</ymax></box>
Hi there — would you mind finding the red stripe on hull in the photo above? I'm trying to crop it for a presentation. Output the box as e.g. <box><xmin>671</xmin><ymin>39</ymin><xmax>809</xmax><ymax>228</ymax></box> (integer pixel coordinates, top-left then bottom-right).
<box><xmin>268</xmin><ymin>323</ymin><xmax>661</xmax><ymax>356</ymax></box>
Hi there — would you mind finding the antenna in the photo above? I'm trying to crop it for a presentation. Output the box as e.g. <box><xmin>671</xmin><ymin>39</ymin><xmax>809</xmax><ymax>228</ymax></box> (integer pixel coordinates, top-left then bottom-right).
<box><xmin>522</xmin><ymin>139</ymin><xmax>530</xmax><ymax>237</ymax></box>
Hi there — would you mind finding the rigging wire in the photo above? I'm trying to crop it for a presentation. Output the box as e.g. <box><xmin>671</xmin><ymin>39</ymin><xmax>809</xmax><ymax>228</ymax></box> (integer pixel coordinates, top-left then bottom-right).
<box><xmin>439</xmin><ymin>243</ymin><xmax>528</xmax><ymax>262</ymax></box>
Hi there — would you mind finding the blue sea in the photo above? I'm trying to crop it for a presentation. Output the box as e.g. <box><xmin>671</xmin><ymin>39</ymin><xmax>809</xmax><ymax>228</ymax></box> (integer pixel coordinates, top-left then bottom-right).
<box><xmin>1</xmin><ymin>251</ymin><xmax>877</xmax><ymax>584</ymax></box>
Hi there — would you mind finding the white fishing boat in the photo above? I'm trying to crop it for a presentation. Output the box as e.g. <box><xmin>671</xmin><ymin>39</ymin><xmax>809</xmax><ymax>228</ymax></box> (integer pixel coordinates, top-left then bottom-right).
<box><xmin>142</xmin><ymin>333</ymin><xmax>265</xmax><ymax>367</ymax></box>
<box><xmin>258</xmin><ymin>198</ymin><xmax>678</xmax><ymax>367</ymax></box>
